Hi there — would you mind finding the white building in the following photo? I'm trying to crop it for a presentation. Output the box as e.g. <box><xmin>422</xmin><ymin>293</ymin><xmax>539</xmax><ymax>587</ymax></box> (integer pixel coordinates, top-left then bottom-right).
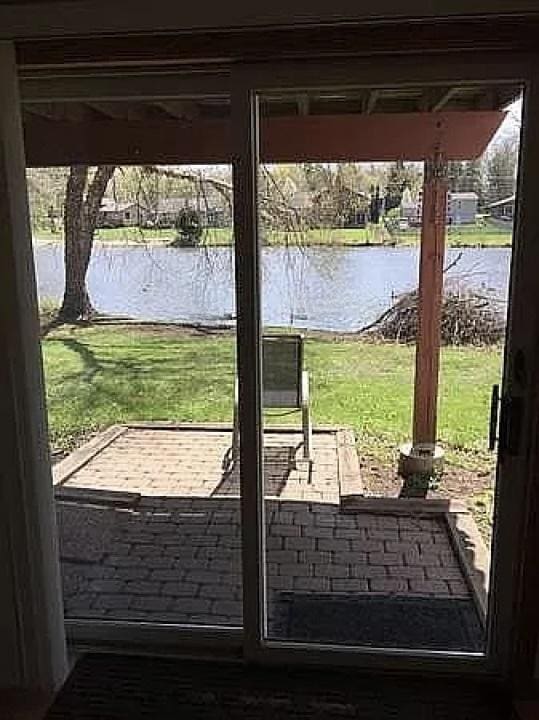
<box><xmin>98</xmin><ymin>199</ymin><xmax>139</xmax><ymax>228</ymax></box>
<box><xmin>401</xmin><ymin>190</ymin><xmax>478</xmax><ymax>226</ymax></box>
<box><xmin>447</xmin><ymin>191</ymin><xmax>479</xmax><ymax>225</ymax></box>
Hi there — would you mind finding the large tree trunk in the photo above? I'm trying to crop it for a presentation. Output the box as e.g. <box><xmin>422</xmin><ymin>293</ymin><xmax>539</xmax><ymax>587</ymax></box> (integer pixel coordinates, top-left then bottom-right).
<box><xmin>58</xmin><ymin>165</ymin><xmax>115</xmax><ymax>322</ymax></box>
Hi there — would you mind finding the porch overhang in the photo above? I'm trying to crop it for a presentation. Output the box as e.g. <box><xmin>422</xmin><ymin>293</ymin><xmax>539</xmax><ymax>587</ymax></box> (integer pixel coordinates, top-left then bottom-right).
<box><xmin>23</xmin><ymin>110</ymin><xmax>505</xmax><ymax>166</ymax></box>
<box><xmin>20</xmin><ymin>83</ymin><xmax>512</xmax><ymax>462</ymax></box>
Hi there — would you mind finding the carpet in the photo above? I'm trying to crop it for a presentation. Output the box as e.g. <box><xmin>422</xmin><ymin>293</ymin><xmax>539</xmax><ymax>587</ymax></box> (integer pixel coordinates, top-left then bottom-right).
<box><xmin>273</xmin><ymin>592</ymin><xmax>485</xmax><ymax>652</ymax></box>
<box><xmin>46</xmin><ymin>654</ymin><xmax>510</xmax><ymax>719</ymax></box>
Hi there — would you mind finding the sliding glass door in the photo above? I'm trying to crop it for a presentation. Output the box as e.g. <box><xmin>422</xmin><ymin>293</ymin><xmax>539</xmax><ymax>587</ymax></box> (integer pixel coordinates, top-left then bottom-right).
<box><xmin>232</xmin><ymin>57</ymin><xmax>533</xmax><ymax>672</ymax></box>
<box><xmin>27</xmin><ymin>54</ymin><xmax>537</xmax><ymax>671</ymax></box>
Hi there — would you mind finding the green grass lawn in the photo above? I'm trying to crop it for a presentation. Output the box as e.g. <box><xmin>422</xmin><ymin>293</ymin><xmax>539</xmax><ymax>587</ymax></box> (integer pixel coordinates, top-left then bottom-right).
<box><xmin>34</xmin><ymin>221</ymin><xmax>512</xmax><ymax>248</ymax></box>
<box><xmin>41</xmin><ymin>326</ymin><xmax>502</xmax><ymax>473</ymax></box>
<box><xmin>444</xmin><ymin>225</ymin><xmax>512</xmax><ymax>248</ymax></box>
<box><xmin>35</xmin><ymin>226</ymin><xmax>376</xmax><ymax>247</ymax></box>
<box><xmin>398</xmin><ymin>222</ymin><xmax>512</xmax><ymax>248</ymax></box>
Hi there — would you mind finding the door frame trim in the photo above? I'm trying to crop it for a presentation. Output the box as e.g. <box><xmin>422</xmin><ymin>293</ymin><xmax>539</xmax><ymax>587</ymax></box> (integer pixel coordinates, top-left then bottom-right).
<box><xmin>15</xmin><ymin>49</ymin><xmax>539</xmax><ymax>686</ymax></box>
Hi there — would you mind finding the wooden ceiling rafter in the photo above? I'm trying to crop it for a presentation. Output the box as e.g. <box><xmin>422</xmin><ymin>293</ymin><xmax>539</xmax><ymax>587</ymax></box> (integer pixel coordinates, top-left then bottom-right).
<box><xmin>85</xmin><ymin>100</ymin><xmax>130</xmax><ymax>120</ymax></box>
<box><xmin>365</xmin><ymin>89</ymin><xmax>379</xmax><ymax>114</ymax></box>
<box><xmin>152</xmin><ymin>99</ymin><xmax>200</xmax><ymax>121</ymax></box>
<box><xmin>429</xmin><ymin>87</ymin><xmax>460</xmax><ymax>112</ymax></box>
<box><xmin>297</xmin><ymin>95</ymin><xmax>310</xmax><ymax>116</ymax></box>
<box><xmin>21</xmin><ymin>82</ymin><xmax>519</xmax><ymax>120</ymax></box>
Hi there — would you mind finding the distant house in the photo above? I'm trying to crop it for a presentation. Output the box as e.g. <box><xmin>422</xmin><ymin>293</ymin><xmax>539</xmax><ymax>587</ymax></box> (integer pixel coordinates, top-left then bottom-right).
<box><xmin>98</xmin><ymin>199</ymin><xmax>139</xmax><ymax>228</ymax></box>
<box><xmin>343</xmin><ymin>191</ymin><xmax>369</xmax><ymax>227</ymax></box>
<box><xmin>311</xmin><ymin>186</ymin><xmax>369</xmax><ymax>228</ymax></box>
<box><xmin>142</xmin><ymin>198</ymin><xmax>186</xmax><ymax>228</ymax></box>
<box><xmin>400</xmin><ymin>190</ymin><xmax>478</xmax><ymax>226</ymax></box>
<box><xmin>486</xmin><ymin>194</ymin><xmax>515</xmax><ymax>222</ymax></box>
<box><xmin>142</xmin><ymin>195</ymin><xmax>231</xmax><ymax>229</ymax></box>
<box><xmin>278</xmin><ymin>177</ymin><xmax>313</xmax><ymax>216</ymax></box>
<box><xmin>400</xmin><ymin>188</ymin><xmax>419</xmax><ymax>225</ymax></box>
<box><xmin>288</xmin><ymin>189</ymin><xmax>312</xmax><ymax>214</ymax></box>
<box><xmin>447</xmin><ymin>191</ymin><xmax>478</xmax><ymax>225</ymax></box>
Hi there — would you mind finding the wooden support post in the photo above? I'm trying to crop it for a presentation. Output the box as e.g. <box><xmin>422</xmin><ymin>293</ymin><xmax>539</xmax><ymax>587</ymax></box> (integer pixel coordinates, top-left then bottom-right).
<box><xmin>399</xmin><ymin>151</ymin><xmax>448</xmax><ymax>478</ymax></box>
<box><xmin>413</xmin><ymin>151</ymin><xmax>448</xmax><ymax>448</ymax></box>
<box><xmin>0</xmin><ymin>42</ymin><xmax>67</xmax><ymax>691</ymax></box>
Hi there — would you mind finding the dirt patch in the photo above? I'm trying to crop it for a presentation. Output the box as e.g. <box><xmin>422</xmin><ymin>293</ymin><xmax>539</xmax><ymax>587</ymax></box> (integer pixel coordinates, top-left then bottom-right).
<box><xmin>93</xmin><ymin>319</ymin><xmax>236</xmax><ymax>338</ymax></box>
<box><xmin>50</xmin><ymin>429</ymin><xmax>102</xmax><ymax>465</ymax></box>
<box><xmin>359</xmin><ymin>454</ymin><xmax>495</xmax><ymax>545</ymax></box>
<box><xmin>41</xmin><ymin>316</ymin><xmax>237</xmax><ymax>340</ymax></box>
<box><xmin>360</xmin><ymin>455</ymin><xmax>493</xmax><ymax>498</ymax></box>
<box><xmin>40</xmin><ymin>316</ymin><xmax>411</xmax><ymax>344</ymax></box>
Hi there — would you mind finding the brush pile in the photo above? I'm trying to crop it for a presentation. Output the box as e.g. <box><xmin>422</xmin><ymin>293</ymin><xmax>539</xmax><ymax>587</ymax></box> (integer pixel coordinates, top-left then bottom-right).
<box><xmin>363</xmin><ymin>286</ymin><xmax>505</xmax><ymax>345</ymax></box>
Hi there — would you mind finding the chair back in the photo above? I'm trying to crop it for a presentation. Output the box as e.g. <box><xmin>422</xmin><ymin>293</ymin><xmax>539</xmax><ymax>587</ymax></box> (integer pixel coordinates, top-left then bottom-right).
<box><xmin>262</xmin><ymin>334</ymin><xmax>304</xmax><ymax>408</ymax></box>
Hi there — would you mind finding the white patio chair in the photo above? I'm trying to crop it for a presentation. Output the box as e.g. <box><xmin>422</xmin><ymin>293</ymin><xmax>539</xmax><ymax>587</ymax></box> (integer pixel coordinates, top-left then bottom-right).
<box><xmin>231</xmin><ymin>334</ymin><xmax>312</xmax><ymax>465</ymax></box>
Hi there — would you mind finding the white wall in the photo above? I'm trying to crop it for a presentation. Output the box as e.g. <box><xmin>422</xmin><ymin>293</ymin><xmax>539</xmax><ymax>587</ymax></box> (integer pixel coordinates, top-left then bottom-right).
<box><xmin>0</xmin><ymin>0</ymin><xmax>538</xmax><ymax>39</ymax></box>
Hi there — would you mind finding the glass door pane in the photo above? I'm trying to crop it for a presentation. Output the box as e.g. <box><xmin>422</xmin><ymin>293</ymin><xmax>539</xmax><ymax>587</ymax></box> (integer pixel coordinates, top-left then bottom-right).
<box><xmin>253</xmin><ymin>81</ymin><xmax>523</xmax><ymax>652</ymax></box>
<box><xmin>31</xmin><ymin>92</ymin><xmax>243</xmax><ymax>628</ymax></box>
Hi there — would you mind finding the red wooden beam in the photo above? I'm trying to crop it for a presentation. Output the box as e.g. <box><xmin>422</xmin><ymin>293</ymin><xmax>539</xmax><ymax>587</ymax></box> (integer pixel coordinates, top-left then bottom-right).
<box><xmin>23</xmin><ymin>111</ymin><xmax>505</xmax><ymax>166</ymax></box>
<box><xmin>262</xmin><ymin>111</ymin><xmax>504</xmax><ymax>162</ymax></box>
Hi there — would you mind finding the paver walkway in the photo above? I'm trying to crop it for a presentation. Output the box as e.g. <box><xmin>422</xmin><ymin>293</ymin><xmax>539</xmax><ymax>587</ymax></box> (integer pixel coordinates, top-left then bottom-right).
<box><xmin>55</xmin><ymin>425</ymin><xmax>484</xmax><ymax>641</ymax></box>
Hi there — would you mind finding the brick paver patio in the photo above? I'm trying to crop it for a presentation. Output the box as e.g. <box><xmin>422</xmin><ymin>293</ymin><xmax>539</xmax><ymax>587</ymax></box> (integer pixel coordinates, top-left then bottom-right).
<box><xmin>55</xmin><ymin>425</ymin><xmax>488</xmax><ymax>639</ymax></box>
<box><xmin>54</xmin><ymin>425</ymin><xmax>343</xmax><ymax>504</ymax></box>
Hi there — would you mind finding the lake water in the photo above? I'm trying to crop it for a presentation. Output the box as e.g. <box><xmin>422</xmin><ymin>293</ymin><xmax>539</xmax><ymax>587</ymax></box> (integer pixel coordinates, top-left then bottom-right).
<box><xmin>34</xmin><ymin>243</ymin><xmax>511</xmax><ymax>332</ymax></box>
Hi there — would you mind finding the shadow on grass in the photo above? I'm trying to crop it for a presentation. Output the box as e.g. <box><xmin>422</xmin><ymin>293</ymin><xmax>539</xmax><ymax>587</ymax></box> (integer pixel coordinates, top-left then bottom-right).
<box><xmin>47</xmin><ymin>337</ymin><xmax>103</xmax><ymax>382</ymax></box>
<box><xmin>44</xmin><ymin>333</ymin><xmax>236</xmax><ymax>439</ymax></box>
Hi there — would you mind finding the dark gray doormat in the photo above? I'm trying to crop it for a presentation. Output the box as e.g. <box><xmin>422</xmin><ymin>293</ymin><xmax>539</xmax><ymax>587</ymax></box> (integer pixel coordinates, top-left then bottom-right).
<box><xmin>273</xmin><ymin>592</ymin><xmax>485</xmax><ymax>652</ymax></box>
<box><xmin>46</xmin><ymin>654</ymin><xmax>510</xmax><ymax>720</ymax></box>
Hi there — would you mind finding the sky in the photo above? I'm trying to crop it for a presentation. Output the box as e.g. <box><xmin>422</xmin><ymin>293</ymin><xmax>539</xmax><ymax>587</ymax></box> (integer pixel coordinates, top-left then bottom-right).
<box><xmin>494</xmin><ymin>98</ymin><xmax>522</xmax><ymax>143</ymax></box>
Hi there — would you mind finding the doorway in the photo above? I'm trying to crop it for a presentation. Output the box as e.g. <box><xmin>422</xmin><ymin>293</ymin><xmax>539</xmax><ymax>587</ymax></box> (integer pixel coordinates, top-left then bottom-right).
<box><xmin>18</xmin><ymin>55</ymin><xmax>536</xmax><ymax>673</ymax></box>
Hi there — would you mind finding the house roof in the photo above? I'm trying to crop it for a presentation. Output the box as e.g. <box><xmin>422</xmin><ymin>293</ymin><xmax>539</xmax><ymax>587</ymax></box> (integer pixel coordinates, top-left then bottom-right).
<box><xmin>100</xmin><ymin>199</ymin><xmax>137</xmax><ymax>213</ymax></box>
<box><xmin>153</xmin><ymin>196</ymin><xmax>226</xmax><ymax>213</ymax></box>
<box><xmin>486</xmin><ymin>194</ymin><xmax>516</xmax><ymax>208</ymax></box>
<box><xmin>448</xmin><ymin>192</ymin><xmax>479</xmax><ymax>200</ymax></box>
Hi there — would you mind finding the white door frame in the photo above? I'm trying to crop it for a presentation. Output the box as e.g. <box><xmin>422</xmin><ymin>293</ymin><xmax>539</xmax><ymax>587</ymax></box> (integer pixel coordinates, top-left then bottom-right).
<box><xmin>11</xmin><ymin>48</ymin><xmax>539</xmax><ymax>684</ymax></box>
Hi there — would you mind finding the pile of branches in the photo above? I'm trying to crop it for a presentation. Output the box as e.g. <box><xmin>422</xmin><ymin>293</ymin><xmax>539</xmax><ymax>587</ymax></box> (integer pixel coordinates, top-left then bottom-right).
<box><xmin>363</xmin><ymin>286</ymin><xmax>505</xmax><ymax>345</ymax></box>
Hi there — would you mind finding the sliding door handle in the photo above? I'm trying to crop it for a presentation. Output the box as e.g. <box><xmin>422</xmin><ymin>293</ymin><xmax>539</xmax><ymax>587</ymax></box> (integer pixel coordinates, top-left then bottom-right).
<box><xmin>489</xmin><ymin>384</ymin><xmax>500</xmax><ymax>451</ymax></box>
